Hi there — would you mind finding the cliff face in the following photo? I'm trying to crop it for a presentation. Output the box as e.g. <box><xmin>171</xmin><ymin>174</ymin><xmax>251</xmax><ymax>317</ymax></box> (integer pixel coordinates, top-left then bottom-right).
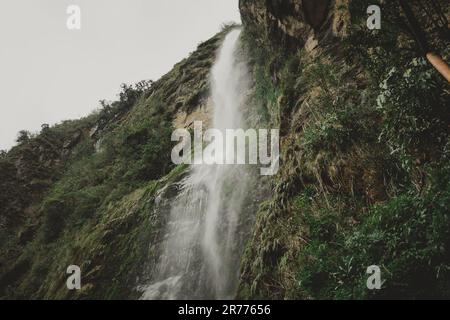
<box><xmin>238</xmin><ymin>0</ymin><xmax>450</xmax><ymax>299</ymax></box>
<box><xmin>0</xmin><ymin>28</ymin><xmax>228</xmax><ymax>299</ymax></box>
<box><xmin>0</xmin><ymin>1</ymin><xmax>449</xmax><ymax>300</ymax></box>
<box><xmin>239</xmin><ymin>0</ymin><xmax>349</xmax><ymax>52</ymax></box>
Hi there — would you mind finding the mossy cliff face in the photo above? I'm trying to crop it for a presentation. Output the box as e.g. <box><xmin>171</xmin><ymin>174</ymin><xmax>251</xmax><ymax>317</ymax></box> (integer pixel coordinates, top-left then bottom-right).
<box><xmin>0</xmin><ymin>27</ymin><xmax>230</xmax><ymax>299</ymax></box>
<box><xmin>238</xmin><ymin>0</ymin><xmax>450</xmax><ymax>299</ymax></box>
<box><xmin>1</xmin><ymin>1</ymin><xmax>449</xmax><ymax>300</ymax></box>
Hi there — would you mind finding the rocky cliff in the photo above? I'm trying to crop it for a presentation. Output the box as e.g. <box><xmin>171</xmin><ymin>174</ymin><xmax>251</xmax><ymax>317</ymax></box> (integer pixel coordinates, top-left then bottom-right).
<box><xmin>0</xmin><ymin>1</ymin><xmax>449</xmax><ymax>300</ymax></box>
<box><xmin>239</xmin><ymin>0</ymin><xmax>345</xmax><ymax>51</ymax></box>
<box><xmin>237</xmin><ymin>0</ymin><xmax>450</xmax><ymax>299</ymax></box>
<box><xmin>0</xmin><ymin>28</ymin><xmax>229</xmax><ymax>299</ymax></box>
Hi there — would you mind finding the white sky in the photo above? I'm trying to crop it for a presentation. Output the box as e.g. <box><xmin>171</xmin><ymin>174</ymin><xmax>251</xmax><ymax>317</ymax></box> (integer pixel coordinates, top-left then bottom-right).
<box><xmin>0</xmin><ymin>0</ymin><xmax>240</xmax><ymax>150</ymax></box>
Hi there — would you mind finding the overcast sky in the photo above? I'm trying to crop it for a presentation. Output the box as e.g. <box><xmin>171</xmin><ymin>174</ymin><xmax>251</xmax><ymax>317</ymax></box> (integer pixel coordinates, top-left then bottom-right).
<box><xmin>0</xmin><ymin>0</ymin><xmax>240</xmax><ymax>150</ymax></box>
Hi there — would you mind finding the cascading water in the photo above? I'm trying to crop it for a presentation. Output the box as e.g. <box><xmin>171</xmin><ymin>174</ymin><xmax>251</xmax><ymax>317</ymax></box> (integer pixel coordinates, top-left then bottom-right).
<box><xmin>140</xmin><ymin>29</ymin><xmax>251</xmax><ymax>300</ymax></box>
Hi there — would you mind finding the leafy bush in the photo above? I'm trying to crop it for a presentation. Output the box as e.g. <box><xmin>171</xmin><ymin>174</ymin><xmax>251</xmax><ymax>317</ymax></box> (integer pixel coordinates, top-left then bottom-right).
<box><xmin>295</xmin><ymin>164</ymin><xmax>450</xmax><ymax>299</ymax></box>
<box><xmin>120</xmin><ymin>116</ymin><xmax>173</xmax><ymax>181</ymax></box>
<box><xmin>16</xmin><ymin>130</ymin><xmax>31</xmax><ymax>144</ymax></box>
<box><xmin>303</xmin><ymin>103</ymin><xmax>379</xmax><ymax>157</ymax></box>
<box><xmin>71</xmin><ymin>186</ymin><xmax>108</xmax><ymax>219</ymax></box>
<box><xmin>377</xmin><ymin>58</ymin><xmax>449</xmax><ymax>163</ymax></box>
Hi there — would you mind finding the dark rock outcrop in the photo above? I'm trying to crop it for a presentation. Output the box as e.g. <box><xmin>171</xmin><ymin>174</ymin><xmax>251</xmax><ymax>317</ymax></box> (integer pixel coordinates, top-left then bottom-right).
<box><xmin>239</xmin><ymin>0</ymin><xmax>345</xmax><ymax>53</ymax></box>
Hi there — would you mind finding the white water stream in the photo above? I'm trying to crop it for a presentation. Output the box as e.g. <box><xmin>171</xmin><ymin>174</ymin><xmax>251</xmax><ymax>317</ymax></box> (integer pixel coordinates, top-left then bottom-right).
<box><xmin>140</xmin><ymin>29</ymin><xmax>250</xmax><ymax>300</ymax></box>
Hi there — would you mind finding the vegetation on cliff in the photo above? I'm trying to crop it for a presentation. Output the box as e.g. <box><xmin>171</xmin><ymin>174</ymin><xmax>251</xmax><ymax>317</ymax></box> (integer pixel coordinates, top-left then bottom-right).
<box><xmin>238</xmin><ymin>0</ymin><xmax>449</xmax><ymax>299</ymax></box>
<box><xmin>0</xmin><ymin>27</ymin><xmax>231</xmax><ymax>299</ymax></box>
<box><xmin>0</xmin><ymin>0</ymin><xmax>448</xmax><ymax>300</ymax></box>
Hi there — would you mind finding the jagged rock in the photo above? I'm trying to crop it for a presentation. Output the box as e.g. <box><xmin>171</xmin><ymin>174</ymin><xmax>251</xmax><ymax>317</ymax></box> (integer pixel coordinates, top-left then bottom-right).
<box><xmin>89</xmin><ymin>124</ymin><xmax>99</xmax><ymax>138</ymax></box>
<box><xmin>240</xmin><ymin>0</ymin><xmax>351</xmax><ymax>53</ymax></box>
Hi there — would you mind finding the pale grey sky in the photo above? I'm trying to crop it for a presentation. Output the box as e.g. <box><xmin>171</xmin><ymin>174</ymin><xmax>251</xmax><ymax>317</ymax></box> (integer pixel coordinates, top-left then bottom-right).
<box><xmin>0</xmin><ymin>0</ymin><xmax>240</xmax><ymax>150</ymax></box>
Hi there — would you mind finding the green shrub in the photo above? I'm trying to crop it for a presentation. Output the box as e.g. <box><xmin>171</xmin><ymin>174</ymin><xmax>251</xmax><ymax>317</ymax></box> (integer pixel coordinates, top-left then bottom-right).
<box><xmin>377</xmin><ymin>58</ymin><xmax>449</xmax><ymax>163</ymax></box>
<box><xmin>295</xmin><ymin>164</ymin><xmax>450</xmax><ymax>299</ymax></box>
<box><xmin>302</xmin><ymin>101</ymin><xmax>378</xmax><ymax>159</ymax></box>
<box><xmin>72</xmin><ymin>186</ymin><xmax>108</xmax><ymax>219</ymax></box>
<box><xmin>120</xmin><ymin>116</ymin><xmax>173</xmax><ymax>181</ymax></box>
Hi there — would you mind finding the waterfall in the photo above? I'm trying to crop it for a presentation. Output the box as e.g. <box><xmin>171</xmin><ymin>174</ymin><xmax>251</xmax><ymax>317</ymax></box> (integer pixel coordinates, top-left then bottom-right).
<box><xmin>140</xmin><ymin>29</ymin><xmax>250</xmax><ymax>300</ymax></box>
